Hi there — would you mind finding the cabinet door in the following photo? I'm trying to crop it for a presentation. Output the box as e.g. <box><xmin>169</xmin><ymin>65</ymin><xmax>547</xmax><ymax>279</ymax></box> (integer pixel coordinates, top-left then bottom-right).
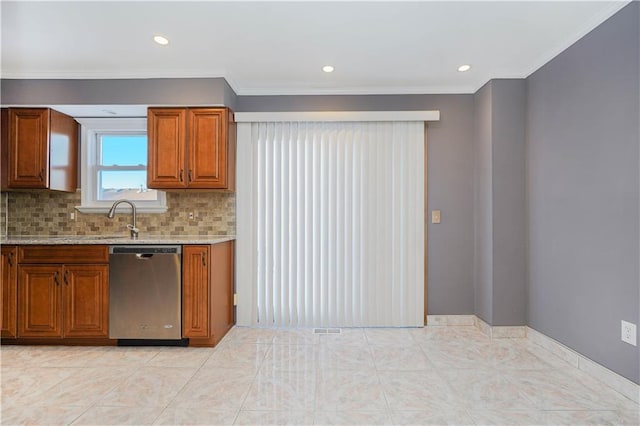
<box><xmin>8</xmin><ymin>108</ymin><xmax>49</xmax><ymax>189</ymax></box>
<box><xmin>48</xmin><ymin>110</ymin><xmax>78</xmax><ymax>192</ymax></box>
<box><xmin>63</xmin><ymin>265</ymin><xmax>109</xmax><ymax>338</ymax></box>
<box><xmin>210</xmin><ymin>241</ymin><xmax>235</xmax><ymax>343</ymax></box>
<box><xmin>18</xmin><ymin>265</ymin><xmax>63</xmax><ymax>338</ymax></box>
<box><xmin>182</xmin><ymin>246</ymin><xmax>210</xmax><ymax>337</ymax></box>
<box><xmin>187</xmin><ymin>108</ymin><xmax>228</xmax><ymax>189</ymax></box>
<box><xmin>147</xmin><ymin>108</ymin><xmax>187</xmax><ymax>189</ymax></box>
<box><xmin>1</xmin><ymin>246</ymin><xmax>17</xmax><ymax>338</ymax></box>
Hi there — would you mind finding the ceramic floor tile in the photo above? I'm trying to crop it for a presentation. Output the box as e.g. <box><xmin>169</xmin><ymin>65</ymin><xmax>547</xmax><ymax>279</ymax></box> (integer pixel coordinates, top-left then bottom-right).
<box><xmin>317</xmin><ymin>342</ymin><xmax>375</xmax><ymax>370</ymax></box>
<box><xmin>260</xmin><ymin>344</ymin><xmax>317</xmax><ymax>372</ymax></box>
<box><xmin>469</xmin><ymin>409</ymin><xmax>548</xmax><ymax>425</ymax></box>
<box><xmin>391</xmin><ymin>409</ymin><xmax>477</xmax><ymax>426</ymax></box>
<box><xmin>314</xmin><ymin>410</ymin><xmax>393</xmax><ymax>425</ymax></box>
<box><xmin>543</xmin><ymin>409</ymin><xmax>640</xmax><ymax>425</ymax></box>
<box><xmin>154</xmin><ymin>407</ymin><xmax>239</xmax><ymax>425</ymax></box>
<box><xmin>223</xmin><ymin>327</ymin><xmax>277</xmax><ymax>344</ymax></box>
<box><xmin>0</xmin><ymin>345</ymin><xmax>107</xmax><ymax>368</ymax></box>
<box><xmin>71</xmin><ymin>405</ymin><xmax>164</xmax><ymax>425</ymax></box>
<box><xmin>315</xmin><ymin>370</ymin><xmax>388</xmax><ymax>411</ymax></box>
<box><xmin>370</xmin><ymin>345</ymin><xmax>433</xmax><ymax>371</ymax></box>
<box><xmin>409</xmin><ymin>326</ymin><xmax>490</xmax><ymax>344</ymax></box>
<box><xmin>100</xmin><ymin>366</ymin><xmax>197</xmax><ymax>407</ymax></box>
<box><xmin>514</xmin><ymin>368</ymin><xmax>638</xmax><ymax>411</ymax></box>
<box><xmin>440</xmin><ymin>368</ymin><xmax>537</xmax><ymax>411</ymax></box>
<box><xmin>203</xmin><ymin>343</ymin><xmax>270</xmax><ymax>371</ymax></box>
<box><xmin>260</xmin><ymin>345</ymin><xmax>317</xmax><ymax>370</ymax></box>
<box><xmin>514</xmin><ymin>339</ymin><xmax>576</xmax><ymax>369</ymax></box>
<box><xmin>421</xmin><ymin>339</ymin><xmax>494</xmax><ymax>370</ymax></box>
<box><xmin>90</xmin><ymin>346</ymin><xmax>163</xmax><ymax>366</ymax></box>
<box><xmin>378</xmin><ymin>370</ymin><xmax>462</xmax><ymax>412</ymax></box>
<box><xmin>242</xmin><ymin>368</ymin><xmax>316</xmax><ymax>411</ymax></box>
<box><xmin>272</xmin><ymin>329</ymin><xmax>320</xmax><ymax>345</ymax></box>
<box><xmin>364</xmin><ymin>328</ymin><xmax>415</xmax><ymax>347</ymax></box>
<box><xmin>488</xmin><ymin>340</ymin><xmax>552</xmax><ymax>370</ymax></box>
<box><xmin>317</xmin><ymin>328</ymin><xmax>368</xmax><ymax>346</ymax></box>
<box><xmin>2</xmin><ymin>327</ymin><xmax>638</xmax><ymax>426</ymax></box>
<box><xmin>29</xmin><ymin>366</ymin><xmax>134</xmax><ymax>408</ymax></box>
<box><xmin>0</xmin><ymin>405</ymin><xmax>87</xmax><ymax>426</ymax></box>
<box><xmin>1</xmin><ymin>366</ymin><xmax>76</xmax><ymax>406</ymax></box>
<box><xmin>147</xmin><ymin>347</ymin><xmax>214</xmax><ymax>368</ymax></box>
<box><xmin>235</xmin><ymin>410</ymin><xmax>314</xmax><ymax>425</ymax></box>
<box><xmin>170</xmin><ymin>368</ymin><xmax>256</xmax><ymax>410</ymax></box>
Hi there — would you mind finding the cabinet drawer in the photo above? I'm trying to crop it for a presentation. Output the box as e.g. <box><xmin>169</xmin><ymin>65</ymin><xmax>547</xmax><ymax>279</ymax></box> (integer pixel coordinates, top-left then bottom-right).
<box><xmin>18</xmin><ymin>245</ymin><xmax>109</xmax><ymax>264</ymax></box>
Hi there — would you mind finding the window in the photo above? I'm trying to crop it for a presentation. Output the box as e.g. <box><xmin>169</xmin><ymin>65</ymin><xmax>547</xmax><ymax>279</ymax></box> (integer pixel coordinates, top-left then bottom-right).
<box><xmin>76</xmin><ymin>118</ymin><xmax>167</xmax><ymax>213</ymax></box>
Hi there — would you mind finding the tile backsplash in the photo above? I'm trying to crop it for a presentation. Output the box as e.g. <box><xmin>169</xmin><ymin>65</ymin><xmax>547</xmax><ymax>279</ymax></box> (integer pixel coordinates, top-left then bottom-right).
<box><xmin>1</xmin><ymin>190</ymin><xmax>235</xmax><ymax>238</ymax></box>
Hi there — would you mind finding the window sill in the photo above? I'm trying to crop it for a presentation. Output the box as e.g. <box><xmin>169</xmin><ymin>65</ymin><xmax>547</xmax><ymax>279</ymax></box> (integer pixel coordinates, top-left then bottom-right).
<box><xmin>75</xmin><ymin>205</ymin><xmax>168</xmax><ymax>214</ymax></box>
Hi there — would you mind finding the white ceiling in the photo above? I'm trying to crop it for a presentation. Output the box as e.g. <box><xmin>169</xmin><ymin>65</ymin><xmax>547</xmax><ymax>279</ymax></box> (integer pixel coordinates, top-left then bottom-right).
<box><xmin>1</xmin><ymin>1</ymin><xmax>630</xmax><ymax>95</ymax></box>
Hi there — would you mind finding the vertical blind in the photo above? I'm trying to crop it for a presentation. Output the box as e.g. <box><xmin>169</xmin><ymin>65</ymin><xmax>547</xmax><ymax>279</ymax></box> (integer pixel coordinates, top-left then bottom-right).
<box><xmin>238</xmin><ymin>120</ymin><xmax>425</xmax><ymax>327</ymax></box>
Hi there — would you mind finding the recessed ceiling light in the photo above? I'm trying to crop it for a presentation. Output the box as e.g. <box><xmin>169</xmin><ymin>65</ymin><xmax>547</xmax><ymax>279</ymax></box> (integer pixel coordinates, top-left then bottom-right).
<box><xmin>458</xmin><ymin>64</ymin><xmax>471</xmax><ymax>72</ymax></box>
<box><xmin>153</xmin><ymin>35</ymin><xmax>169</xmax><ymax>46</ymax></box>
<box><xmin>322</xmin><ymin>65</ymin><xmax>335</xmax><ymax>73</ymax></box>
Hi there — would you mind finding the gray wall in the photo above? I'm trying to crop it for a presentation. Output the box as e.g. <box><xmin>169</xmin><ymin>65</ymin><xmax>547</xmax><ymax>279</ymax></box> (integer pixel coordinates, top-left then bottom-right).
<box><xmin>492</xmin><ymin>80</ymin><xmax>527</xmax><ymax>326</ymax></box>
<box><xmin>473</xmin><ymin>83</ymin><xmax>494</xmax><ymax>323</ymax></box>
<box><xmin>527</xmin><ymin>2</ymin><xmax>639</xmax><ymax>383</ymax></box>
<box><xmin>1</xmin><ymin>78</ymin><xmax>231</xmax><ymax>106</ymax></box>
<box><xmin>473</xmin><ymin>80</ymin><xmax>527</xmax><ymax>326</ymax></box>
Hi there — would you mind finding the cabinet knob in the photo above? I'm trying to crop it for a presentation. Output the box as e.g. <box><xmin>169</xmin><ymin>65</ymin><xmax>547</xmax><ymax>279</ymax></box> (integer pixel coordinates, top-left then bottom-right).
<box><xmin>202</xmin><ymin>255</ymin><xmax>206</xmax><ymax>267</ymax></box>
<box><xmin>7</xmin><ymin>253</ymin><xmax>13</xmax><ymax>267</ymax></box>
<box><xmin>179</xmin><ymin>169</ymin><xmax>184</xmax><ymax>182</ymax></box>
<box><xmin>188</xmin><ymin>170</ymin><xmax>192</xmax><ymax>183</ymax></box>
<box><xmin>39</xmin><ymin>170</ymin><xmax>44</xmax><ymax>181</ymax></box>
<box><xmin>54</xmin><ymin>271</ymin><xmax>60</xmax><ymax>286</ymax></box>
<box><xmin>64</xmin><ymin>270</ymin><xmax>69</xmax><ymax>285</ymax></box>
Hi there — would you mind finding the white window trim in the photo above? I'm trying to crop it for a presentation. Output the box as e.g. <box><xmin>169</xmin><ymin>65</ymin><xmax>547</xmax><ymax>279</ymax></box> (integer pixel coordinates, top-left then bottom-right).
<box><xmin>75</xmin><ymin>117</ymin><xmax>167</xmax><ymax>214</ymax></box>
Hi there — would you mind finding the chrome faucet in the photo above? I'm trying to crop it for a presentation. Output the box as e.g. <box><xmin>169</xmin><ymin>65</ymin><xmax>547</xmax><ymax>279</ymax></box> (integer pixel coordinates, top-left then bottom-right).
<box><xmin>107</xmin><ymin>199</ymin><xmax>139</xmax><ymax>239</ymax></box>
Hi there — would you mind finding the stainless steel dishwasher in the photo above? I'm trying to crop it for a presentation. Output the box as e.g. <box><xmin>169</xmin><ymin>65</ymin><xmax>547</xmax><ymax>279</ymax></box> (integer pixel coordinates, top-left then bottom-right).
<box><xmin>109</xmin><ymin>245</ymin><xmax>182</xmax><ymax>340</ymax></box>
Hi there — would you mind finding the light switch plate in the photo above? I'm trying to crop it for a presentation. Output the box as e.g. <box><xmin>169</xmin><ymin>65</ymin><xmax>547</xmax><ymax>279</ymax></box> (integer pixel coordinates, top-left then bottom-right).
<box><xmin>432</xmin><ymin>210</ymin><xmax>441</xmax><ymax>224</ymax></box>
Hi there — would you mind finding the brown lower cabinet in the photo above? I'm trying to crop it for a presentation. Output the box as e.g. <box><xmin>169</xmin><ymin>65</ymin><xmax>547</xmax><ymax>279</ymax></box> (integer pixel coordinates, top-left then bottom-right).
<box><xmin>16</xmin><ymin>245</ymin><xmax>109</xmax><ymax>339</ymax></box>
<box><xmin>1</xmin><ymin>246</ymin><xmax>18</xmax><ymax>338</ymax></box>
<box><xmin>183</xmin><ymin>241</ymin><xmax>234</xmax><ymax>346</ymax></box>
<box><xmin>2</xmin><ymin>242</ymin><xmax>234</xmax><ymax>346</ymax></box>
<box><xmin>18</xmin><ymin>264</ymin><xmax>109</xmax><ymax>338</ymax></box>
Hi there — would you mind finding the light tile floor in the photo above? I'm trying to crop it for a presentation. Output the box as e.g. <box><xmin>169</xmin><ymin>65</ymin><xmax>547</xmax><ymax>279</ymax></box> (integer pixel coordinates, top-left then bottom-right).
<box><xmin>1</xmin><ymin>326</ymin><xmax>639</xmax><ymax>425</ymax></box>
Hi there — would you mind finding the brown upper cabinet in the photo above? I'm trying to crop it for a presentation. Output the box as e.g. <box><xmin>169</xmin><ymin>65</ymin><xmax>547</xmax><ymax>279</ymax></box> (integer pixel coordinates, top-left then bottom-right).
<box><xmin>1</xmin><ymin>108</ymin><xmax>78</xmax><ymax>192</ymax></box>
<box><xmin>147</xmin><ymin>107</ymin><xmax>236</xmax><ymax>191</ymax></box>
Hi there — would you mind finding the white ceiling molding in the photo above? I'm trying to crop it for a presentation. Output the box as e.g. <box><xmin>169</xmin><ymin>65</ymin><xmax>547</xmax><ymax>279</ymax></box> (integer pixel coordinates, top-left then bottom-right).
<box><xmin>235</xmin><ymin>111</ymin><xmax>440</xmax><ymax>123</ymax></box>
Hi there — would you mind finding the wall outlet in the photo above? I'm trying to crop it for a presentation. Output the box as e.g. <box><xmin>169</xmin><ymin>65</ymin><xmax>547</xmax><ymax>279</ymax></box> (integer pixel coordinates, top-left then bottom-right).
<box><xmin>69</xmin><ymin>212</ymin><xmax>75</xmax><ymax>220</ymax></box>
<box><xmin>621</xmin><ymin>320</ymin><xmax>637</xmax><ymax>346</ymax></box>
<box><xmin>188</xmin><ymin>212</ymin><xmax>195</xmax><ymax>220</ymax></box>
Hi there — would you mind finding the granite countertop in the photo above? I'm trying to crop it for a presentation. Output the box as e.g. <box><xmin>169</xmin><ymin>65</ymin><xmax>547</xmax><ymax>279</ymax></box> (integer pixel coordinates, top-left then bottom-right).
<box><xmin>1</xmin><ymin>235</ymin><xmax>235</xmax><ymax>245</ymax></box>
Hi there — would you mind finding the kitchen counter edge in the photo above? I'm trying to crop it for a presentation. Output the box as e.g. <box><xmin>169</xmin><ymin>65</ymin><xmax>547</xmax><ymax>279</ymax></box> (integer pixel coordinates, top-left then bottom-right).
<box><xmin>1</xmin><ymin>236</ymin><xmax>236</xmax><ymax>245</ymax></box>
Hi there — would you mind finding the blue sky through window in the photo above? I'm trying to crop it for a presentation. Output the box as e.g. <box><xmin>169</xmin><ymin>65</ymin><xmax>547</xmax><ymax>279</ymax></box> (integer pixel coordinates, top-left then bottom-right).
<box><xmin>101</xmin><ymin>135</ymin><xmax>147</xmax><ymax>166</ymax></box>
<box><xmin>100</xmin><ymin>134</ymin><xmax>148</xmax><ymax>190</ymax></box>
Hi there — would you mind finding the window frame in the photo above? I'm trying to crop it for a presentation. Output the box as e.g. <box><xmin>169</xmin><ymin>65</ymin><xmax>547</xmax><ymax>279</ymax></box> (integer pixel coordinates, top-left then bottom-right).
<box><xmin>76</xmin><ymin>117</ymin><xmax>167</xmax><ymax>214</ymax></box>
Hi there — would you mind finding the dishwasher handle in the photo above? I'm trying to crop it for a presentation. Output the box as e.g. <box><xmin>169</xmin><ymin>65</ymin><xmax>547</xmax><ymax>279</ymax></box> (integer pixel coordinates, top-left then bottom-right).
<box><xmin>109</xmin><ymin>245</ymin><xmax>182</xmax><ymax>255</ymax></box>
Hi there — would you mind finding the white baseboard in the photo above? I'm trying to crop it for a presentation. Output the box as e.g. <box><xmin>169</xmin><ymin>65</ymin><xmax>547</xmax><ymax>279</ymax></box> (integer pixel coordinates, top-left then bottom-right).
<box><xmin>426</xmin><ymin>315</ymin><xmax>476</xmax><ymax>326</ymax></box>
<box><xmin>475</xmin><ymin>317</ymin><xmax>527</xmax><ymax>338</ymax></box>
<box><xmin>426</xmin><ymin>315</ymin><xmax>639</xmax><ymax>404</ymax></box>
<box><xmin>526</xmin><ymin>326</ymin><xmax>639</xmax><ymax>404</ymax></box>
